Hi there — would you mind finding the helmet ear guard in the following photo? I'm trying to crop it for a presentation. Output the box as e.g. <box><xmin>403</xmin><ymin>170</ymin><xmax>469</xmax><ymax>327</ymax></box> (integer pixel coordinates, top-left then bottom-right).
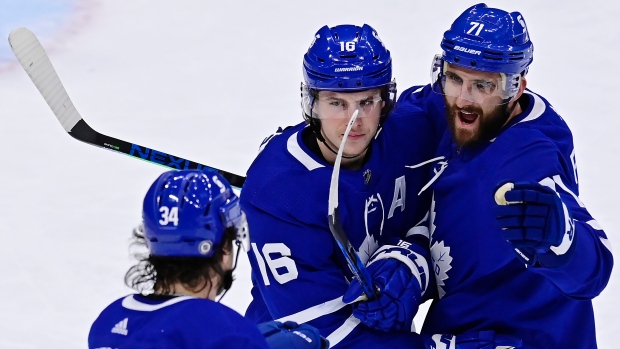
<box><xmin>379</xmin><ymin>80</ymin><xmax>397</xmax><ymax>123</ymax></box>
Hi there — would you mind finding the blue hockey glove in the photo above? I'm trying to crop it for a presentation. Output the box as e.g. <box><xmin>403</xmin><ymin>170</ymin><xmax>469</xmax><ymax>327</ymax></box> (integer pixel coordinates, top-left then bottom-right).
<box><xmin>421</xmin><ymin>330</ymin><xmax>522</xmax><ymax>349</ymax></box>
<box><xmin>258</xmin><ymin>321</ymin><xmax>329</xmax><ymax>349</ymax></box>
<box><xmin>342</xmin><ymin>242</ymin><xmax>429</xmax><ymax>332</ymax></box>
<box><xmin>494</xmin><ymin>181</ymin><xmax>575</xmax><ymax>268</ymax></box>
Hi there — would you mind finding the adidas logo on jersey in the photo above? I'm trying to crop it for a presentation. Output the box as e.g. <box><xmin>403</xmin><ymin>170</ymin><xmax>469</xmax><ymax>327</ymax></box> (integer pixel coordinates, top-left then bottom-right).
<box><xmin>111</xmin><ymin>318</ymin><xmax>129</xmax><ymax>336</ymax></box>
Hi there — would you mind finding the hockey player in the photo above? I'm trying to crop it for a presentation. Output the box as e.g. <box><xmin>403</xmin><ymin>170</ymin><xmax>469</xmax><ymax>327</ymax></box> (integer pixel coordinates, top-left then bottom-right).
<box><xmin>241</xmin><ymin>23</ymin><xmax>439</xmax><ymax>348</ymax></box>
<box><xmin>88</xmin><ymin>170</ymin><xmax>329</xmax><ymax>349</ymax></box>
<box><xmin>350</xmin><ymin>4</ymin><xmax>613</xmax><ymax>348</ymax></box>
<box><xmin>241</xmin><ymin>23</ymin><xmax>520</xmax><ymax>349</ymax></box>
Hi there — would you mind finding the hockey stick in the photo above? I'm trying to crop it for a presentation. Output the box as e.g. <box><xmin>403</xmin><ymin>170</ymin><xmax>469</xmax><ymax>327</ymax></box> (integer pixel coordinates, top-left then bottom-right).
<box><xmin>328</xmin><ymin>110</ymin><xmax>377</xmax><ymax>301</ymax></box>
<box><xmin>8</xmin><ymin>27</ymin><xmax>245</xmax><ymax>189</ymax></box>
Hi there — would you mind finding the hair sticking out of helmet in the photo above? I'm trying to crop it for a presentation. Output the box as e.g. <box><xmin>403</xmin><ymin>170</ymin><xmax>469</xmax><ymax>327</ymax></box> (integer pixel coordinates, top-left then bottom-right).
<box><xmin>141</xmin><ymin>170</ymin><xmax>250</xmax><ymax>258</ymax></box>
<box><xmin>430</xmin><ymin>3</ymin><xmax>533</xmax><ymax>104</ymax></box>
<box><xmin>301</xmin><ymin>24</ymin><xmax>396</xmax><ymax>140</ymax></box>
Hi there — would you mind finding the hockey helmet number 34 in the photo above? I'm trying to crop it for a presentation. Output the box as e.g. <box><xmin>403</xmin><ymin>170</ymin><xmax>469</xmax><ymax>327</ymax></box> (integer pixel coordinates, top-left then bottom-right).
<box><xmin>141</xmin><ymin>170</ymin><xmax>249</xmax><ymax>257</ymax></box>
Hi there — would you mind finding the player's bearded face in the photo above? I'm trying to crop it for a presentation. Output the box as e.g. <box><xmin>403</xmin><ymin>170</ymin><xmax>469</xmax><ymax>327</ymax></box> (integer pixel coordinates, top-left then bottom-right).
<box><xmin>444</xmin><ymin>96</ymin><xmax>508</xmax><ymax>148</ymax></box>
<box><xmin>315</xmin><ymin>89</ymin><xmax>382</xmax><ymax>158</ymax></box>
<box><xmin>441</xmin><ymin>65</ymin><xmax>516</xmax><ymax>148</ymax></box>
<box><xmin>441</xmin><ymin>66</ymin><xmax>512</xmax><ymax>148</ymax></box>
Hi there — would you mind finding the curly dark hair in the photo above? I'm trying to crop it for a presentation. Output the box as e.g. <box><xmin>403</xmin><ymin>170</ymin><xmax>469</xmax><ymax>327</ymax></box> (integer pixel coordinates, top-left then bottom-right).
<box><xmin>125</xmin><ymin>226</ymin><xmax>237</xmax><ymax>295</ymax></box>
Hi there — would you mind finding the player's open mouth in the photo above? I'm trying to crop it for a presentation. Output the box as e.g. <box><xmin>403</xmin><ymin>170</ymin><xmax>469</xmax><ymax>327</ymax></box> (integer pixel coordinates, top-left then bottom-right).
<box><xmin>458</xmin><ymin>110</ymin><xmax>478</xmax><ymax>125</ymax></box>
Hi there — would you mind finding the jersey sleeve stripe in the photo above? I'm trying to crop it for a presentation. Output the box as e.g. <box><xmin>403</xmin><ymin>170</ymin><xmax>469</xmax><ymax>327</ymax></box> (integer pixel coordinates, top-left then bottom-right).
<box><xmin>325</xmin><ymin>315</ymin><xmax>361</xmax><ymax>348</ymax></box>
<box><xmin>551</xmin><ymin>175</ymin><xmax>585</xmax><ymax>208</ymax></box>
<box><xmin>274</xmin><ymin>296</ymin><xmax>348</xmax><ymax>324</ymax></box>
<box><xmin>599</xmin><ymin>236</ymin><xmax>613</xmax><ymax>253</ymax></box>
<box><xmin>586</xmin><ymin>219</ymin><xmax>603</xmax><ymax>231</ymax></box>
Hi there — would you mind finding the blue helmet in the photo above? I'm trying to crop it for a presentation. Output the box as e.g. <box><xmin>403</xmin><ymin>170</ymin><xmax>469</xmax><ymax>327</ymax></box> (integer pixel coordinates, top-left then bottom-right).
<box><xmin>301</xmin><ymin>24</ymin><xmax>396</xmax><ymax>121</ymax></box>
<box><xmin>431</xmin><ymin>4</ymin><xmax>533</xmax><ymax>104</ymax></box>
<box><xmin>141</xmin><ymin>170</ymin><xmax>249</xmax><ymax>257</ymax></box>
<box><xmin>303</xmin><ymin>24</ymin><xmax>393</xmax><ymax>90</ymax></box>
<box><xmin>440</xmin><ymin>3</ymin><xmax>533</xmax><ymax>75</ymax></box>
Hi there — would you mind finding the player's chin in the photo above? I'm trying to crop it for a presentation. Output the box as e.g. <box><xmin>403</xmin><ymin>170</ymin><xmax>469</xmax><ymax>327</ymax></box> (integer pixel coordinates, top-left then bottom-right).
<box><xmin>345</xmin><ymin>143</ymin><xmax>370</xmax><ymax>157</ymax></box>
<box><xmin>454</xmin><ymin>127</ymin><xmax>479</xmax><ymax>147</ymax></box>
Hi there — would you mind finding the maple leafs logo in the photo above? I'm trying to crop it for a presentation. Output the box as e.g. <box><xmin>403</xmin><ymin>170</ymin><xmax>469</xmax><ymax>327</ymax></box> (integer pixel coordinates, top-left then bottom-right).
<box><xmin>431</xmin><ymin>240</ymin><xmax>453</xmax><ymax>299</ymax></box>
<box><xmin>358</xmin><ymin>234</ymin><xmax>380</xmax><ymax>265</ymax></box>
<box><xmin>357</xmin><ymin>193</ymin><xmax>384</xmax><ymax>264</ymax></box>
<box><xmin>429</xmin><ymin>193</ymin><xmax>452</xmax><ymax>298</ymax></box>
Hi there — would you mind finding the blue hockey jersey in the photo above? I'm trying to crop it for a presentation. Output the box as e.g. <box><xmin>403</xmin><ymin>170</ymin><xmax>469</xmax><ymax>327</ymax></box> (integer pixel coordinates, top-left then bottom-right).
<box><xmin>88</xmin><ymin>294</ymin><xmax>269</xmax><ymax>349</ymax></box>
<box><xmin>241</xmin><ymin>94</ymin><xmax>444</xmax><ymax>348</ymax></box>
<box><xmin>397</xmin><ymin>86</ymin><xmax>614</xmax><ymax>348</ymax></box>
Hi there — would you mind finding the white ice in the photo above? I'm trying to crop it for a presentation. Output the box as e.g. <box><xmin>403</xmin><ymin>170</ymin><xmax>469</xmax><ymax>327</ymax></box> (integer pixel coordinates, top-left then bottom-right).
<box><xmin>0</xmin><ymin>1</ymin><xmax>618</xmax><ymax>347</ymax></box>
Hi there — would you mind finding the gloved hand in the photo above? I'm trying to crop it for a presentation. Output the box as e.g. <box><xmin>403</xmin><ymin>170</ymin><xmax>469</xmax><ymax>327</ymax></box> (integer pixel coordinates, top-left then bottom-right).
<box><xmin>421</xmin><ymin>330</ymin><xmax>522</xmax><ymax>349</ymax></box>
<box><xmin>343</xmin><ymin>241</ymin><xmax>429</xmax><ymax>332</ymax></box>
<box><xmin>258</xmin><ymin>321</ymin><xmax>329</xmax><ymax>349</ymax></box>
<box><xmin>494</xmin><ymin>181</ymin><xmax>575</xmax><ymax>268</ymax></box>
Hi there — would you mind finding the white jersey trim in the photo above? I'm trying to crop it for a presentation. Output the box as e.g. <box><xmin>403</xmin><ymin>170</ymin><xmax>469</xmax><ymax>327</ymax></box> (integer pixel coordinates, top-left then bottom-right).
<box><xmin>412</xmin><ymin>86</ymin><xmax>424</xmax><ymax>94</ymax></box>
<box><xmin>489</xmin><ymin>90</ymin><xmax>546</xmax><ymax>143</ymax></box>
<box><xmin>587</xmin><ymin>219</ymin><xmax>603</xmax><ymax>231</ymax></box>
<box><xmin>325</xmin><ymin>315</ymin><xmax>361</xmax><ymax>347</ymax></box>
<box><xmin>600</xmin><ymin>236</ymin><xmax>613</xmax><ymax>253</ymax></box>
<box><xmin>552</xmin><ymin>174</ymin><xmax>585</xmax><ymax>208</ymax></box>
<box><xmin>406</xmin><ymin>211</ymin><xmax>430</xmax><ymax>239</ymax></box>
<box><xmin>518</xmin><ymin>91</ymin><xmax>546</xmax><ymax>124</ymax></box>
<box><xmin>287</xmin><ymin>130</ymin><xmax>324</xmax><ymax>171</ymax></box>
<box><xmin>275</xmin><ymin>296</ymin><xmax>347</xmax><ymax>324</ymax></box>
<box><xmin>121</xmin><ymin>294</ymin><xmax>195</xmax><ymax>312</ymax></box>
<box><xmin>590</xmin><ymin>219</ymin><xmax>613</xmax><ymax>252</ymax></box>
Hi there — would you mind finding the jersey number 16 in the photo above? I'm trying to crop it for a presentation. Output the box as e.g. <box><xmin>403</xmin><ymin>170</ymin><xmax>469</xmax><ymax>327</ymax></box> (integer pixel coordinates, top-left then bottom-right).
<box><xmin>252</xmin><ymin>242</ymin><xmax>299</xmax><ymax>285</ymax></box>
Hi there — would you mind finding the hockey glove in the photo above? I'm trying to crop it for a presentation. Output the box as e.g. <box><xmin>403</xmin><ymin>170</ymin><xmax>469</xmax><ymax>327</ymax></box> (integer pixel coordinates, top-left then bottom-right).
<box><xmin>420</xmin><ymin>330</ymin><xmax>522</xmax><ymax>349</ymax></box>
<box><xmin>342</xmin><ymin>242</ymin><xmax>429</xmax><ymax>332</ymax></box>
<box><xmin>494</xmin><ymin>181</ymin><xmax>575</xmax><ymax>268</ymax></box>
<box><xmin>258</xmin><ymin>321</ymin><xmax>329</xmax><ymax>349</ymax></box>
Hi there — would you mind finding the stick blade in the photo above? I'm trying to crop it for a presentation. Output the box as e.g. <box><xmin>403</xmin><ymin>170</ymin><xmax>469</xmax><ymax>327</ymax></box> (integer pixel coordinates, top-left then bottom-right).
<box><xmin>9</xmin><ymin>27</ymin><xmax>82</xmax><ymax>132</ymax></box>
<box><xmin>326</xmin><ymin>110</ymin><xmax>376</xmax><ymax>300</ymax></box>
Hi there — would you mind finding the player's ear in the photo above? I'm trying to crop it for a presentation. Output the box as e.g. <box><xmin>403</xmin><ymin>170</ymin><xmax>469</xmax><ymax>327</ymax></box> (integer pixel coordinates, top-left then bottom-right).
<box><xmin>223</xmin><ymin>238</ymin><xmax>237</xmax><ymax>259</ymax></box>
<box><xmin>221</xmin><ymin>243</ymin><xmax>232</xmax><ymax>257</ymax></box>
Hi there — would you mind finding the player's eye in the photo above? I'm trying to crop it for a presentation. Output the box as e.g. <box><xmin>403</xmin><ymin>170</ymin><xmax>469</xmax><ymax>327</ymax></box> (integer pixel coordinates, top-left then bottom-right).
<box><xmin>445</xmin><ymin>72</ymin><xmax>462</xmax><ymax>84</ymax></box>
<box><xmin>359</xmin><ymin>99</ymin><xmax>374</xmax><ymax>107</ymax></box>
<box><xmin>474</xmin><ymin>81</ymin><xmax>496</xmax><ymax>93</ymax></box>
<box><xmin>329</xmin><ymin>100</ymin><xmax>344</xmax><ymax>107</ymax></box>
